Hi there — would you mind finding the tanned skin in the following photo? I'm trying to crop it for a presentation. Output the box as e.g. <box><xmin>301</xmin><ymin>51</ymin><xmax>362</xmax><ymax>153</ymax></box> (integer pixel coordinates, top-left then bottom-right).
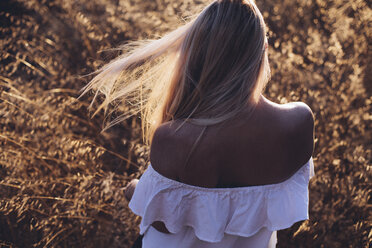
<box><xmin>124</xmin><ymin>94</ymin><xmax>315</xmax><ymax>234</ymax></box>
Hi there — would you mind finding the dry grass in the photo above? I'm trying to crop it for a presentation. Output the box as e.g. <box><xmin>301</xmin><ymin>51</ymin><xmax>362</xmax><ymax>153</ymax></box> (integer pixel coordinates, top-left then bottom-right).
<box><xmin>0</xmin><ymin>0</ymin><xmax>371</xmax><ymax>247</ymax></box>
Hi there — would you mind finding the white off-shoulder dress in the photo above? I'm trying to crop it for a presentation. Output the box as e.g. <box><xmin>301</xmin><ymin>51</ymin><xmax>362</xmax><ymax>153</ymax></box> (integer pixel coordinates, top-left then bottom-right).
<box><xmin>129</xmin><ymin>157</ymin><xmax>315</xmax><ymax>248</ymax></box>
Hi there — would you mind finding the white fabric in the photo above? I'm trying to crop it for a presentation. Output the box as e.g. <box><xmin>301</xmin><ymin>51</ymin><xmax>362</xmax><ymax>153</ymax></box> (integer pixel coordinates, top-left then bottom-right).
<box><xmin>142</xmin><ymin>226</ymin><xmax>276</xmax><ymax>248</ymax></box>
<box><xmin>129</xmin><ymin>157</ymin><xmax>314</xmax><ymax>248</ymax></box>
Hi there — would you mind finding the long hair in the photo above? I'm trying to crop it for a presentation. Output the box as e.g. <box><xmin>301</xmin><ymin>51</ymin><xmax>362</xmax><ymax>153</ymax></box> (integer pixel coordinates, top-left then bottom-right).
<box><xmin>79</xmin><ymin>0</ymin><xmax>270</xmax><ymax>145</ymax></box>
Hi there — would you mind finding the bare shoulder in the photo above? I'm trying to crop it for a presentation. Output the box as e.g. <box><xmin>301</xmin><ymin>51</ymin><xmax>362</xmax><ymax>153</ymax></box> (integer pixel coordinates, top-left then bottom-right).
<box><xmin>150</xmin><ymin>120</ymin><xmax>220</xmax><ymax>186</ymax></box>
<box><xmin>283</xmin><ymin>101</ymin><xmax>314</xmax><ymax>135</ymax></box>
<box><xmin>285</xmin><ymin>101</ymin><xmax>314</xmax><ymax>123</ymax></box>
<box><xmin>231</xmin><ymin>97</ymin><xmax>315</xmax><ymax>182</ymax></box>
<box><xmin>281</xmin><ymin>101</ymin><xmax>315</xmax><ymax>173</ymax></box>
<box><xmin>149</xmin><ymin>120</ymin><xmax>193</xmax><ymax>178</ymax></box>
<box><xmin>260</xmin><ymin>97</ymin><xmax>314</xmax><ymax>143</ymax></box>
<box><xmin>151</xmin><ymin>120</ymin><xmax>193</xmax><ymax>145</ymax></box>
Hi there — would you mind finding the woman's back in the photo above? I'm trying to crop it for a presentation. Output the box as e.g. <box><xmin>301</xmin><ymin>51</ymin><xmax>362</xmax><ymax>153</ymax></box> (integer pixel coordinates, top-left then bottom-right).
<box><xmin>150</xmin><ymin>95</ymin><xmax>314</xmax><ymax>189</ymax></box>
<box><xmin>80</xmin><ymin>0</ymin><xmax>316</xmax><ymax>246</ymax></box>
<box><xmin>129</xmin><ymin>105</ymin><xmax>315</xmax><ymax>247</ymax></box>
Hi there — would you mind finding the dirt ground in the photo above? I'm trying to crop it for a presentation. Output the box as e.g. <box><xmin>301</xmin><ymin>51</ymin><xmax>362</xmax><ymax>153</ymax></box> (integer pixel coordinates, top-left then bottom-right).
<box><xmin>0</xmin><ymin>0</ymin><xmax>371</xmax><ymax>247</ymax></box>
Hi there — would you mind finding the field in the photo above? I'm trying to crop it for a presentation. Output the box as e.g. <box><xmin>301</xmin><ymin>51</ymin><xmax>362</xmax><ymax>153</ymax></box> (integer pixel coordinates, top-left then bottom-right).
<box><xmin>0</xmin><ymin>0</ymin><xmax>371</xmax><ymax>247</ymax></box>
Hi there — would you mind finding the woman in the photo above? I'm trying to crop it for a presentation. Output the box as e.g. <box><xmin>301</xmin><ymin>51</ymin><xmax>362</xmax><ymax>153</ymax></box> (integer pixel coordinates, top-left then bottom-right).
<box><xmin>80</xmin><ymin>0</ymin><xmax>315</xmax><ymax>247</ymax></box>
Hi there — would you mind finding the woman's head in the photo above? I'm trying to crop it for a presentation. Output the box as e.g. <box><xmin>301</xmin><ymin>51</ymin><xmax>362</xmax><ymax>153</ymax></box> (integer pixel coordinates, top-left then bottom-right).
<box><xmin>79</xmin><ymin>0</ymin><xmax>270</xmax><ymax>144</ymax></box>
<box><xmin>165</xmin><ymin>0</ymin><xmax>270</xmax><ymax>123</ymax></box>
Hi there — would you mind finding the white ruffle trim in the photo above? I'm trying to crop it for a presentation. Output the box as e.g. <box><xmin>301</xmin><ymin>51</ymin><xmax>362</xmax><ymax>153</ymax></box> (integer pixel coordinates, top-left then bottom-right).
<box><xmin>129</xmin><ymin>157</ymin><xmax>314</xmax><ymax>243</ymax></box>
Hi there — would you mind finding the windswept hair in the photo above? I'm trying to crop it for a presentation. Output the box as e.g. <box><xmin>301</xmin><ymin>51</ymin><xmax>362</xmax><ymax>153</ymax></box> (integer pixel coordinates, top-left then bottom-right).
<box><xmin>79</xmin><ymin>0</ymin><xmax>270</xmax><ymax>145</ymax></box>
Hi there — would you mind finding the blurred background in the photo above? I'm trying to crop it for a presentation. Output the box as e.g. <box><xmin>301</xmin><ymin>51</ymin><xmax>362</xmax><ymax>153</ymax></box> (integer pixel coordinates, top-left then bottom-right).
<box><xmin>0</xmin><ymin>0</ymin><xmax>370</xmax><ymax>247</ymax></box>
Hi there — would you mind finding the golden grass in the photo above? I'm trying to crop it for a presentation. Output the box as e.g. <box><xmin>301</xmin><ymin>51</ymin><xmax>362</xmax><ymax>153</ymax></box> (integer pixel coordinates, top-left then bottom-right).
<box><xmin>0</xmin><ymin>0</ymin><xmax>370</xmax><ymax>247</ymax></box>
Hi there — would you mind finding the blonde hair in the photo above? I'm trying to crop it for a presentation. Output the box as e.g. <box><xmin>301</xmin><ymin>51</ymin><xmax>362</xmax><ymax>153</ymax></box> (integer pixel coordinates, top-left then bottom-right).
<box><xmin>79</xmin><ymin>0</ymin><xmax>270</xmax><ymax>145</ymax></box>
